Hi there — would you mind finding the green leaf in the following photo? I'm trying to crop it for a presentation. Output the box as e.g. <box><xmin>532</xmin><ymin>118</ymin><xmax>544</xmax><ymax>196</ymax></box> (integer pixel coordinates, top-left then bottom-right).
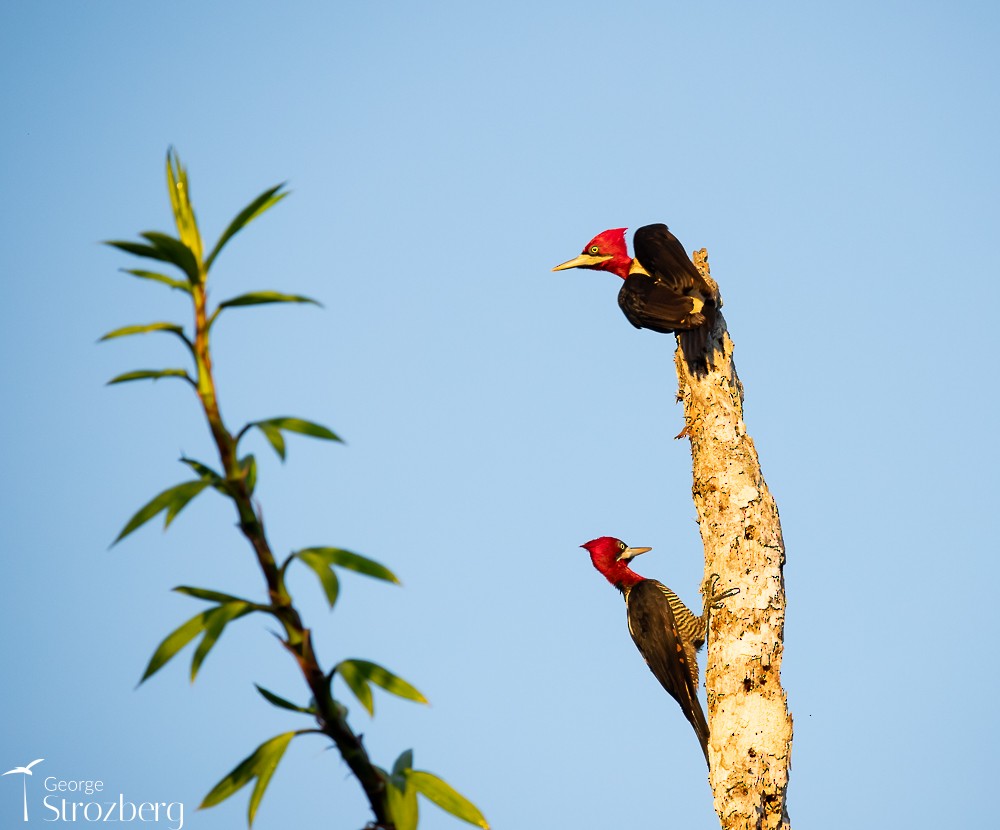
<box><xmin>392</xmin><ymin>749</ymin><xmax>414</xmax><ymax>777</ymax></box>
<box><xmin>240</xmin><ymin>454</ymin><xmax>257</xmax><ymax>495</ymax></box>
<box><xmin>191</xmin><ymin>602</ymin><xmax>253</xmax><ymax>682</ymax></box>
<box><xmin>245</xmin><ymin>417</ymin><xmax>341</xmax><ymax>461</ymax></box>
<box><xmin>355</xmin><ymin>660</ymin><xmax>427</xmax><ymax>705</ymax></box>
<box><xmin>165</xmin><ymin>149</ymin><xmax>204</xmax><ymax>263</ymax></box>
<box><xmin>254</xmin><ymin>423</ymin><xmax>286</xmax><ymax>460</ymax></box>
<box><xmin>254</xmin><ymin>684</ymin><xmax>316</xmax><ymax>715</ymax></box>
<box><xmin>336</xmin><ymin>659</ymin><xmax>428</xmax><ymax>711</ymax></box>
<box><xmin>293</xmin><ymin>547</ymin><xmax>399</xmax><ymax>584</ymax></box>
<box><xmin>407</xmin><ymin>770</ymin><xmax>490</xmax><ymax>829</ymax></box>
<box><xmin>333</xmin><ymin>660</ymin><xmax>374</xmax><ymax>716</ymax></box>
<box><xmin>385</xmin><ymin>773</ymin><xmax>418</xmax><ymax>830</ymax></box>
<box><xmin>200</xmin><ymin>731</ymin><xmax>297</xmax><ymax>827</ymax></box>
<box><xmin>245</xmin><ymin>740</ymin><xmax>289</xmax><ymax>828</ymax></box>
<box><xmin>179</xmin><ymin>457</ymin><xmax>225</xmax><ymax>486</ymax></box>
<box><xmin>120</xmin><ymin>268</ymin><xmax>192</xmax><ymax>294</ymax></box>
<box><xmin>113</xmin><ymin>479</ymin><xmax>209</xmax><ymax>545</ymax></box>
<box><xmin>140</xmin><ymin>609</ymin><xmax>212</xmax><ymax>683</ymax></box>
<box><xmin>173</xmin><ymin>585</ymin><xmax>254</xmax><ymax>604</ymax></box>
<box><xmin>105</xmin><ymin>233</ymin><xmax>201</xmax><ymax>286</ymax></box>
<box><xmin>205</xmin><ymin>183</ymin><xmax>288</xmax><ymax>272</ymax></box>
<box><xmin>216</xmin><ymin>291</ymin><xmax>321</xmax><ymax>310</ymax></box>
<box><xmin>179</xmin><ymin>458</ymin><xmax>230</xmax><ymax>498</ymax></box>
<box><xmin>296</xmin><ymin>551</ymin><xmax>340</xmax><ymax>609</ymax></box>
<box><xmin>139</xmin><ymin>231</ymin><xmax>201</xmax><ymax>285</ymax></box>
<box><xmin>161</xmin><ymin>483</ymin><xmax>206</xmax><ymax>527</ymax></box>
<box><xmin>255</xmin><ymin>416</ymin><xmax>340</xmax><ymax>442</ymax></box>
<box><xmin>105</xmin><ymin>239</ymin><xmax>173</xmax><ymax>262</ymax></box>
<box><xmin>99</xmin><ymin>322</ymin><xmax>185</xmax><ymax>342</ymax></box>
<box><xmin>107</xmin><ymin>368</ymin><xmax>194</xmax><ymax>386</ymax></box>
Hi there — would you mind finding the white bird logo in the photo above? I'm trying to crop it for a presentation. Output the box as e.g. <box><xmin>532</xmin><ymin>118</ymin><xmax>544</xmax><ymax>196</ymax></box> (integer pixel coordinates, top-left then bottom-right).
<box><xmin>3</xmin><ymin>759</ymin><xmax>45</xmax><ymax>822</ymax></box>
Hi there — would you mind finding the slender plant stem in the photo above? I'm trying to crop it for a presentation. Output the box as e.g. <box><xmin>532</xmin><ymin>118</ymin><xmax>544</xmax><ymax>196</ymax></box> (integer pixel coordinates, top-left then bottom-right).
<box><xmin>188</xmin><ymin>278</ymin><xmax>393</xmax><ymax>829</ymax></box>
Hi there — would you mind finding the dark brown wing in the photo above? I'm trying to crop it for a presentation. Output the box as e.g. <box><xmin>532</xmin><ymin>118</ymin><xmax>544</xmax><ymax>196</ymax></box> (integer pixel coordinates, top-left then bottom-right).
<box><xmin>626</xmin><ymin>580</ymin><xmax>710</xmax><ymax>763</ymax></box>
<box><xmin>618</xmin><ymin>274</ymin><xmax>708</xmax><ymax>333</ymax></box>
<box><xmin>632</xmin><ymin>223</ymin><xmax>707</xmax><ymax>295</ymax></box>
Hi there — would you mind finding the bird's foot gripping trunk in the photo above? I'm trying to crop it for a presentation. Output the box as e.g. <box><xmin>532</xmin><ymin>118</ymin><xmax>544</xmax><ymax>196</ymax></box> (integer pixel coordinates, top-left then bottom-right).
<box><xmin>703</xmin><ymin>573</ymin><xmax>740</xmax><ymax>614</ymax></box>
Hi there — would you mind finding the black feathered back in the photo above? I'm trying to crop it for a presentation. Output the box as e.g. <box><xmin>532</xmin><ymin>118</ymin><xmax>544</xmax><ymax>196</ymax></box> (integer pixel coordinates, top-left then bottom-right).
<box><xmin>621</xmin><ymin>224</ymin><xmax>719</xmax><ymax>374</ymax></box>
<box><xmin>632</xmin><ymin>224</ymin><xmax>707</xmax><ymax>296</ymax></box>
<box><xmin>625</xmin><ymin>579</ymin><xmax>710</xmax><ymax>764</ymax></box>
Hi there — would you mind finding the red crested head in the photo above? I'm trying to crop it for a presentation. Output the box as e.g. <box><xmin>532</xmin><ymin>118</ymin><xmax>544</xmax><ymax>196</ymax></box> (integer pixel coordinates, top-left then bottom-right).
<box><xmin>584</xmin><ymin>228</ymin><xmax>628</xmax><ymax>257</ymax></box>
<box><xmin>552</xmin><ymin>228</ymin><xmax>632</xmax><ymax>280</ymax></box>
<box><xmin>580</xmin><ymin>536</ymin><xmax>650</xmax><ymax>590</ymax></box>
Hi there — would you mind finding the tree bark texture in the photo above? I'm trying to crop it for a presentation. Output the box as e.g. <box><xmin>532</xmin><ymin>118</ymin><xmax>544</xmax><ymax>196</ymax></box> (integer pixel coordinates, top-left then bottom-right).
<box><xmin>676</xmin><ymin>250</ymin><xmax>792</xmax><ymax>830</ymax></box>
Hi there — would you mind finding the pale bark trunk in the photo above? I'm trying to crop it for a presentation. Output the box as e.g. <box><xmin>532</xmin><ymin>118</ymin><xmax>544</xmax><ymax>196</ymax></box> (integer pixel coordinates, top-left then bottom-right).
<box><xmin>676</xmin><ymin>249</ymin><xmax>792</xmax><ymax>830</ymax></box>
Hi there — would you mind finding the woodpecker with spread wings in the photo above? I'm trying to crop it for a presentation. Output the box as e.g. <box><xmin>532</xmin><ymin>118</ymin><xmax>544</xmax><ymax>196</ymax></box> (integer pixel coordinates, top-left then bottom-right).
<box><xmin>553</xmin><ymin>224</ymin><xmax>719</xmax><ymax>368</ymax></box>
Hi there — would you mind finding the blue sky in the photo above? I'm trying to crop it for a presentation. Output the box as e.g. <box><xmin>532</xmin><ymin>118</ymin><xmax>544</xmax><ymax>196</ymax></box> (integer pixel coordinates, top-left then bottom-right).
<box><xmin>2</xmin><ymin>2</ymin><xmax>998</xmax><ymax>828</ymax></box>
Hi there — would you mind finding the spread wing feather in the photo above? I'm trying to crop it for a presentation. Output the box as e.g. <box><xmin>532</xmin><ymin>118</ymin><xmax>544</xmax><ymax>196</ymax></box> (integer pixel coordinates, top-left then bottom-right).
<box><xmin>632</xmin><ymin>223</ymin><xmax>706</xmax><ymax>294</ymax></box>
<box><xmin>618</xmin><ymin>276</ymin><xmax>707</xmax><ymax>333</ymax></box>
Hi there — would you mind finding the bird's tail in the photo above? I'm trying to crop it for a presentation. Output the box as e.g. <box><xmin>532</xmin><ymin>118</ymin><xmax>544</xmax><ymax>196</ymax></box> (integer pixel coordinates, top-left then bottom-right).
<box><xmin>688</xmin><ymin>697</ymin><xmax>711</xmax><ymax>767</ymax></box>
<box><xmin>677</xmin><ymin>300</ymin><xmax>720</xmax><ymax>376</ymax></box>
<box><xmin>678</xmin><ymin>325</ymin><xmax>710</xmax><ymax>375</ymax></box>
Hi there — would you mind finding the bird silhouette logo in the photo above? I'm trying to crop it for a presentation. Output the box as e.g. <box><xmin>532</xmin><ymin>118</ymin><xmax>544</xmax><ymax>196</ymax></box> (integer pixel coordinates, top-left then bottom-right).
<box><xmin>3</xmin><ymin>759</ymin><xmax>44</xmax><ymax>822</ymax></box>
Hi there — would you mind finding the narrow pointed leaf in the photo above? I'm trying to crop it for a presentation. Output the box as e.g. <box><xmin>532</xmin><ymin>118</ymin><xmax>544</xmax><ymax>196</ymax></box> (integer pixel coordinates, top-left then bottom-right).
<box><xmin>392</xmin><ymin>749</ymin><xmax>414</xmax><ymax>777</ymax></box>
<box><xmin>99</xmin><ymin>322</ymin><xmax>185</xmax><ymax>342</ymax></box>
<box><xmin>254</xmin><ymin>684</ymin><xmax>316</xmax><ymax>715</ymax></box>
<box><xmin>180</xmin><ymin>457</ymin><xmax>225</xmax><ymax>486</ymax></box>
<box><xmin>107</xmin><ymin>368</ymin><xmax>194</xmax><ymax>386</ymax></box>
<box><xmin>338</xmin><ymin>659</ymin><xmax>427</xmax><ymax>706</ymax></box>
<box><xmin>105</xmin><ymin>239</ymin><xmax>172</xmax><ymax>262</ymax></box>
<box><xmin>216</xmin><ymin>291</ymin><xmax>321</xmax><ymax>310</ymax></box>
<box><xmin>205</xmin><ymin>184</ymin><xmax>288</xmax><ymax>271</ymax></box>
<box><xmin>113</xmin><ymin>479</ymin><xmax>209</xmax><ymax>545</ymax></box>
<box><xmin>108</xmin><ymin>233</ymin><xmax>200</xmax><ymax>285</ymax></box>
<box><xmin>140</xmin><ymin>609</ymin><xmax>212</xmax><ymax>683</ymax></box>
<box><xmin>357</xmin><ymin>661</ymin><xmax>428</xmax><ymax>704</ymax></box>
<box><xmin>255</xmin><ymin>417</ymin><xmax>340</xmax><ymax>442</ymax></box>
<box><xmin>139</xmin><ymin>232</ymin><xmax>201</xmax><ymax>284</ymax></box>
<box><xmin>166</xmin><ymin>149</ymin><xmax>203</xmax><ymax>262</ymax></box>
<box><xmin>296</xmin><ymin>551</ymin><xmax>340</xmax><ymax>609</ymax></box>
<box><xmin>294</xmin><ymin>547</ymin><xmax>398</xmax><ymax>584</ymax></box>
<box><xmin>191</xmin><ymin>602</ymin><xmax>253</xmax><ymax>682</ymax></box>
<box><xmin>407</xmin><ymin>770</ymin><xmax>490</xmax><ymax>829</ymax></box>
<box><xmin>120</xmin><ymin>268</ymin><xmax>192</xmax><ymax>294</ymax></box>
<box><xmin>255</xmin><ymin>423</ymin><xmax>286</xmax><ymax>460</ymax></box>
<box><xmin>162</xmin><ymin>482</ymin><xmax>210</xmax><ymax>528</ymax></box>
<box><xmin>179</xmin><ymin>459</ymin><xmax>229</xmax><ymax>497</ymax></box>
<box><xmin>199</xmin><ymin>744</ymin><xmax>258</xmax><ymax>807</ymax></box>
<box><xmin>240</xmin><ymin>454</ymin><xmax>257</xmax><ymax>495</ymax></box>
<box><xmin>173</xmin><ymin>586</ymin><xmax>254</xmax><ymax>604</ymax></box>
<box><xmin>199</xmin><ymin>731</ymin><xmax>297</xmax><ymax>827</ymax></box>
<box><xmin>386</xmin><ymin>775</ymin><xmax>418</xmax><ymax>830</ymax></box>
<box><xmin>334</xmin><ymin>660</ymin><xmax>374</xmax><ymax>716</ymax></box>
<box><xmin>246</xmin><ymin>738</ymin><xmax>291</xmax><ymax>828</ymax></box>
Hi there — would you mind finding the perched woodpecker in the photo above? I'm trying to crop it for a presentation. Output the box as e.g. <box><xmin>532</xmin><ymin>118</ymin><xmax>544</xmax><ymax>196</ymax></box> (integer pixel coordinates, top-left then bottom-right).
<box><xmin>552</xmin><ymin>224</ymin><xmax>718</xmax><ymax>369</ymax></box>
<box><xmin>580</xmin><ymin>536</ymin><xmax>737</xmax><ymax>765</ymax></box>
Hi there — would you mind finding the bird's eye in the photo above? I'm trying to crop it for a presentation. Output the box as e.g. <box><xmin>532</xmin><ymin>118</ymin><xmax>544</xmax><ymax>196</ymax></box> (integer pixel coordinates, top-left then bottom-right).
<box><xmin>619</xmin><ymin>541</ymin><xmax>627</xmax><ymax>551</ymax></box>
<box><xmin>589</xmin><ymin>245</ymin><xmax>600</xmax><ymax>254</ymax></box>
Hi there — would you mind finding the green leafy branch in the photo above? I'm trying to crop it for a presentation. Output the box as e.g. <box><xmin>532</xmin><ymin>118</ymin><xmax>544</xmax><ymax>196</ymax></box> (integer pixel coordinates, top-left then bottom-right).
<box><xmin>380</xmin><ymin>750</ymin><xmax>489</xmax><ymax>830</ymax></box>
<box><xmin>103</xmin><ymin>150</ymin><xmax>487</xmax><ymax>830</ymax></box>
